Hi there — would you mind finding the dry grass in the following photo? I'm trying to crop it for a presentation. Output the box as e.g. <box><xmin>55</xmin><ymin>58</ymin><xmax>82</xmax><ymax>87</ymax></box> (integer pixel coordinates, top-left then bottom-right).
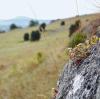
<box><xmin>0</xmin><ymin>13</ymin><xmax>99</xmax><ymax>99</ymax></box>
<box><xmin>0</xmin><ymin>25</ymin><xmax>68</xmax><ymax>99</ymax></box>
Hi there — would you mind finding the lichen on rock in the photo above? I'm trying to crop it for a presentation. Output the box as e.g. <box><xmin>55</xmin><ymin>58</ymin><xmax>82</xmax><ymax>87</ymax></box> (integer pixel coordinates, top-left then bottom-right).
<box><xmin>55</xmin><ymin>42</ymin><xmax>100</xmax><ymax>99</ymax></box>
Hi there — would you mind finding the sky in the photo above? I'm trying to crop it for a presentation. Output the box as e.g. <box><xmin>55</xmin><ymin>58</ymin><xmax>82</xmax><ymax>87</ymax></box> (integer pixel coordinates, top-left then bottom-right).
<box><xmin>0</xmin><ymin>0</ymin><xmax>99</xmax><ymax>20</ymax></box>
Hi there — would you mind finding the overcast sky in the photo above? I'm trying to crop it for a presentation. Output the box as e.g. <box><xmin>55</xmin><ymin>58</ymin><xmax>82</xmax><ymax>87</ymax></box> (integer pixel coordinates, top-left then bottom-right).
<box><xmin>0</xmin><ymin>0</ymin><xmax>99</xmax><ymax>20</ymax></box>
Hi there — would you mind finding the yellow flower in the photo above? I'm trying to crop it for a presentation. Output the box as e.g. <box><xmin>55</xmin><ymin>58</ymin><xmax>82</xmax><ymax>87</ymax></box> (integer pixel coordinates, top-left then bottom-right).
<box><xmin>99</xmin><ymin>37</ymin><xmax>100</xmax><ymax>42</ymax></box>
<box><xmin>84</xmin><ymin>40</ymin><xmax>90</xmax><ymax>49</ymax></box>
<box><xmin>90</xmin><ymin>35</ymin><xmax>98</xmax><ymax>45</ymax></box>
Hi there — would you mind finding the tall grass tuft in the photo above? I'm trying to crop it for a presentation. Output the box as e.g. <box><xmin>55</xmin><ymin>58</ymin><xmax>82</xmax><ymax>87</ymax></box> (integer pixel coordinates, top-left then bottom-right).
<box><xmin>37</xmin><ymin>52</ymin><xmax>44</xmax><ymax>64</ymax></box>
<box><xmin>68</xmin><ymin>32</ymin><xmax>87</xmax><ymax>48</ymax></box>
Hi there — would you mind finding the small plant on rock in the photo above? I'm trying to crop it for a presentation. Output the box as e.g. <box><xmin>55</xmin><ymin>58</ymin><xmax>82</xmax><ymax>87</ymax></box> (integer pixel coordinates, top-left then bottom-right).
<box><xmin>67</xmin><ymin>35</ymin><xmax>99</xmax><ymax>65</ymax></box>
<box><xmin>68</xmin><ymin>32</ymin><xmax>87</xmax><ymax>48</ymax></box>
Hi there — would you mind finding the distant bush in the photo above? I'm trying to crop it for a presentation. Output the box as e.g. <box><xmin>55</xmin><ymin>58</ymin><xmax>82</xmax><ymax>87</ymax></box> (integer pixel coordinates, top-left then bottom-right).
<box><xmin>69</xmin><ymin>20</ymin><xmax>81</xmax><ymax>37</ymax></box>
<box><xmin>75</xmin><ymin>20</ymin><xmax>81</xmax><ymax>27</ymax></box>
<box><xmin>29</xmin><ymin>20</ymin><xmax>39</xmax><ymax>27</ymax></box>
<box><xmin>86</xmin><ymin>19</ymin><xmax>89</xmax><ymax>22</ymax></box>
<box><xmin>10</xmin><ymin>24</ymin><xmax>18</xmax><ymax>30</ymax></box>
<box><xmin>69</xmin><ymin>24</ymin><xmax>77</xmax><ymax>37</ymax></box>
<box><xmin>24</xmin><ymin>33</ymin><xmax>29</xmax><ymax>41</ymax></box>
<box><xmin>61</xmin><ymin>21</ymin><xmax>65</xmax><ymax>26</ymax></box>
<box><xmin>31</xmin><ymin>30</ymin><xmax>41</xmax><ymax>41</ymax></box>
<box><xmin>39</xmin><ymin>23</ymin><xmax>46</xmax><ymax>32</ymax></box>
<box><xmin>0</xmin><ymin>30</ymin><xmax>5</xmax><ymax>33</ymax></box>
<box><xmin>68</xmin><ymin>32</ymin><xmax>87</xmax><ymax>48</ymax></box>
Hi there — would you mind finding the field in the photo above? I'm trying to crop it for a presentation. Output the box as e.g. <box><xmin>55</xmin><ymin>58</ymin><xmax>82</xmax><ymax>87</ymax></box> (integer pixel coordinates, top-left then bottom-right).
<box><xmin>0</xmin><ymin>13</ymin><xmax>99</xmax><ymax>99</ymax></box>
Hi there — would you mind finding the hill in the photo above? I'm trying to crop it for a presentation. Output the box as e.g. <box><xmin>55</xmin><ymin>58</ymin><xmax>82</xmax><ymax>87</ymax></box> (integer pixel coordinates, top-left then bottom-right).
<box><xmin>0</xmin><ymin>16</ymin><xmax>50</xmax><ymax>31</ymax></box>
<box><xmin>0</xmin><ymin>13</ymin><xmax>100</xmax><ymax>99</ymax></box>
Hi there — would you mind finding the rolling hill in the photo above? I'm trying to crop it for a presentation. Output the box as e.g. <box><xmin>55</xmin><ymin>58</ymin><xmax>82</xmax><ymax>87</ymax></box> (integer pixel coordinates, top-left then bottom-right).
<box><xmin>0</xmin><ymin>16</ymin><xmax>51</xmax><ymax>31</ymax></box>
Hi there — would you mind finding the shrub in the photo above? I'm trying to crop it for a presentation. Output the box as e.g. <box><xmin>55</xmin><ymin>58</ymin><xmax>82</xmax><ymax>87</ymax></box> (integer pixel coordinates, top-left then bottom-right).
<box><xmin>31</xmin><ymin>30</ymin><xmax>41</xmax><ymax>41</ymax></box>
<box><xmin>68</xmin><ymin>32</ymin><xmax>87</xmax><ymax>48</ymax></box>
<box><xmin>29</xmin><ymin>20</ymin><xmax>39</xmax><ymax>27</ymax></box>
<box><xmin>61</xmin><ymin>21</ymin><xmax>65</xmax><ymax>26</ymax></box>
<box><xmin>39</xmin><ymin>23</ymin><xmax>46</xmax><ymax>32</ymax></box>
<box><xmin>10</xmin><ymin>24</ymin><xmax>18</xmax><ymax>30</ymax></box>
<box><xmin>69</xmin><ymin>24</ymin><xmax>77</xmax><ymax>37</ymax></box>
<box><xmin>69</xmin><ymin>20</ymin><xmax>81</xmax><ymax>37</ymax></box>
<box><xmin>24</xmin><ymin>33</ymin><xmax>29</xmax><ymax>41</ymax></box>
<box><xmin>75</xmin><ymin>20</ymin><xmax>81</xmax><ymax>28</ymax></box>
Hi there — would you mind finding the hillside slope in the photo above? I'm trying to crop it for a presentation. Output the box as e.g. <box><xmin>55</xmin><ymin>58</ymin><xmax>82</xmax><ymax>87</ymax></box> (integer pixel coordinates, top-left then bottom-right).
<box><xmin>0</xmin><ymin>13</ymin><xmax>100</xmax><ymax>99</ymax></box>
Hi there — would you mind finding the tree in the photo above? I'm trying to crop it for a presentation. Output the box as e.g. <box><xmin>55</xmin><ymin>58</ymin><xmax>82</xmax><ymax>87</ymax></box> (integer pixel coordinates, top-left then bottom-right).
<box><xmin>75</xmin><ymin>20</ymin><xmax>81</xmax><ymax>28</ymax></box>
<box><xmin>29</xmin><ymin>20</ymin><xmax>39</xmax><ymax>27</ymax></box>
<box><xmin>69</xmin><ymin>20</ymin><xmax>81</xmax><ymax>37</ymax></box>
<box><xmin>31</xmin><ymin>30</ymin><xmax>41</xmax><ymax>41</ymax></box>
<box><xmin>24</xmin><ymin>33</ymin><xmax>29</xmax><ymax>41</ymax></box>
<box><xmin>10</xmin><ymin>24</ymin><xmax>18</xmax><ymax>30</ymax></box>
<box><xmin>69</xmin><ymin>24</ymin><xmax>77</xmax><ymax>37</ymax></box>
<box><xmin>39</xmin><ymin>23</ymin><xmax>46</xmax><ymax>32</ymax></box>
<box><xmin>61</xmin><ymin>21</ymin><xmax>65</xmax><ymax>26</ymax></box>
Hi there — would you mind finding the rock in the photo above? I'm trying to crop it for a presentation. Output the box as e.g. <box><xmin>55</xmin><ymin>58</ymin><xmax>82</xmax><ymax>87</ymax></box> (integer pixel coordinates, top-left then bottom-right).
<box><xmin>55</xmin><ymin>43</ymin><xmax>100</xmax><ymax>99</ymax></box>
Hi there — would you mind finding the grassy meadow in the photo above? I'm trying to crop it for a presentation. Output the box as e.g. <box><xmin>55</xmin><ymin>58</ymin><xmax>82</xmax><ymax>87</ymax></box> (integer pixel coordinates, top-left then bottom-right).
<box><xmin>0</xmin><ymin>13</ymin><xmax>100</xmax><ymax>99</ymax></box>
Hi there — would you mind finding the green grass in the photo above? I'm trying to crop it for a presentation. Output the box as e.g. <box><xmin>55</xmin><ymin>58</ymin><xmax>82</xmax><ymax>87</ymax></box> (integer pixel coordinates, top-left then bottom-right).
<box><xmin>68</xmin><ymin>32</ymin><xmax>87</xmax><ymax>48</ymax></box>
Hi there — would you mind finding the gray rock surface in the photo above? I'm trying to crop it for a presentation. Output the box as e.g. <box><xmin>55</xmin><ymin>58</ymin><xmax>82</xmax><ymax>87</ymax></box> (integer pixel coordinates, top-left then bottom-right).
<box><xmin>56</xmin><ymin>43</ymin><xmax>100</xmax><ymax>99</ymax></box>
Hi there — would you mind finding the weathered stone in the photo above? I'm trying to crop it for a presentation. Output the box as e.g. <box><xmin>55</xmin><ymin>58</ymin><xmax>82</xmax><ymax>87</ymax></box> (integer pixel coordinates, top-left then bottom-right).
<box><xmin>56</xmin><ymin>43</ymin><xmax>100</xmax><ymax>99</ymax></box>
